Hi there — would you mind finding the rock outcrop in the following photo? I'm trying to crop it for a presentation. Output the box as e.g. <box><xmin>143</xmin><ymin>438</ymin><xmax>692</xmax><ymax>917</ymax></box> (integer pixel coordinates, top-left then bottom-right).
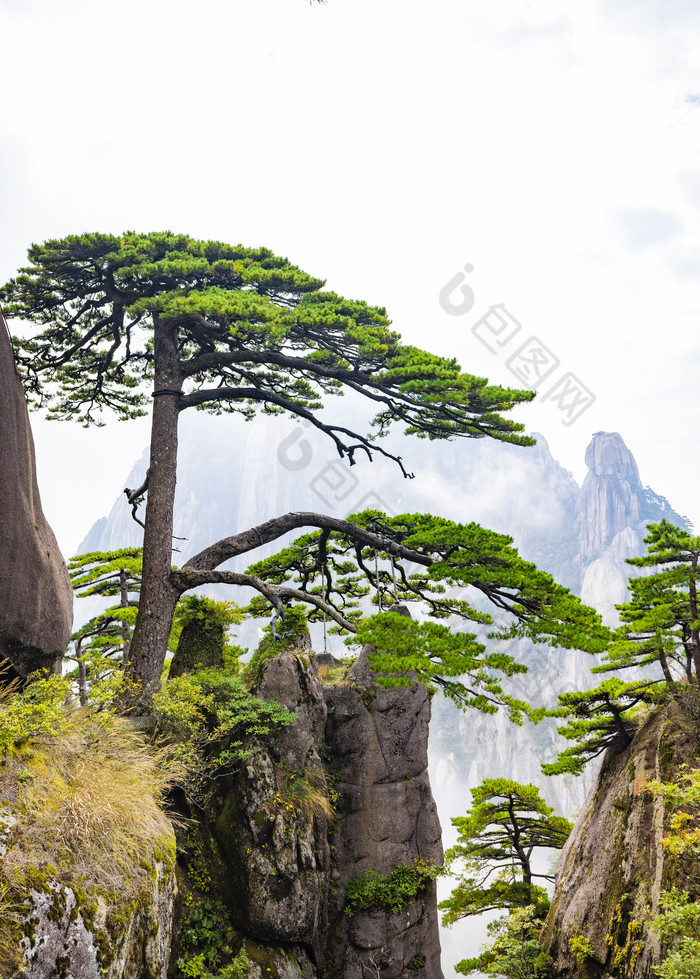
<box><xmin>17</xmin><ymin>862</ymin><xmax>177</xmax><ymax>979</ymax></box>
<box><xmin>0</xmin><ymin>803</ymin><xmax>178</xmax><ymax>979</ymax></box>
<box><xmin>214</xmin><ymin>637</ymin><xmax>332</xmax><ymax>970</ymax></box>
<box><xmin>174</xmin><ymin>614</ymin><xmax>444</xmax><ymax>979</ymax></box>
<box><xmin>541</xmin><ymin>695</ymin><xmax>700</xmax><ymax>978</ymax></box>
<box><xmin>324</xmin><ymin>642</ymin><xmax>444</xmax><ymax>979</ymax></box>
<box><xmin>0</xmin><ymin>311</ymin><xmax>73</xmax><ymax>677</ymax></box>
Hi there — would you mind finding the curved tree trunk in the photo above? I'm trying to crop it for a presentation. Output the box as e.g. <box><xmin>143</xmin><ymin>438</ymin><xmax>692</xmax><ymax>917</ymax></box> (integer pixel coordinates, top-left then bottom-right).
<box><xmin>126</xmin><ymin>316</ymin><xmax>182</xmax><ymax>695</ymax></box>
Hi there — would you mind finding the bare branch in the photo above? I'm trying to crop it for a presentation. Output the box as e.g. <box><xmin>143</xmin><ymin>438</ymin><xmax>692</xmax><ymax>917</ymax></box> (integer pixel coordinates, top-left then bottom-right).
<box><xmin>183</xmin><ymin>512</ymin><xmax>427</xmax><ymax>573</ymax></box>
<box><xmin>170</xmin><ymin>568</ymin><xmax>356</xmax><ymax>632</ymax></box>
<box><xmin>179</xmin><ymin>385</ymin><xmax>412</xmax><ymax>476</ymax></box>
<box><xmin>123</xmin><ymin>469</ymin><xmax>149</xmax><ymax>530</ymax></box>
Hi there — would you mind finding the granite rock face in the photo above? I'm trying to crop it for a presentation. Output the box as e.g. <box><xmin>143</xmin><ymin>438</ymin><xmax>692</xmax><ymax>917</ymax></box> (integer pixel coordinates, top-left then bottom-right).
<box><xmin>212</xmin><ymin>641</ymin><xmax>331</xmax><ymax>971</ymax></box>
<box><xmin>0</xmin><ymin>313</ymin><xmax>72</xmax><ymax>677</ymax></box>
<box><xmin>578</xmin><ymin>431</ymin><xmax>646</xmax><ymax>561</ymax></box>
<box><xmin>206</xmin><ymin>619</ymin><xmax>444</xmax><ymax>979</ymax></box>
<box><xmin>324</xmin><ymin>646</ymin><xmax>444</xmax><ymax>979</ymax></box>
<box><xmin>541</xmin><ymin>697</ymin><xmax>700</xmax><ymax>978</ymax></box>
<box><xmin>16</xmin><ymin>861</ymin><xmax>177</xmax><ymax>979</ymax></box>
<box><xmin>255</xmin><ymin>631</ymin><xmax>327</xmax><ymax>773</ymax></box>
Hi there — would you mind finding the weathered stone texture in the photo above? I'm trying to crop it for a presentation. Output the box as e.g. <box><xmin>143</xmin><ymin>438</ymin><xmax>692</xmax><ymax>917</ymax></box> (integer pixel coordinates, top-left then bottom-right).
<box><xmin>207</xmin><ymin>623</ymin><xmax>444</xmax><ymax>979</ymax></box>
<box><xmin>212</xmin><ymin>643</ymin><xmax>331</xmax><ymax>971</ymax></box>
<box><xmin>325</xmin><ymin>646</ymin><xmax>444</xmax><ymax>979</ymax></box>
<box><xmin>18</xmin><ymin>861</ymin><xmax>177</xmax><ymax>979</ymax></box>
<box><xmin>255</xmin><ymin>631</ymin><xmax>327</xmax><ymax>772</ymax></box>
<box><xmin>0</xmin><ymin>312</ymin><xmax>72</xmax><ymax>676</ymax></box>
<box><xmin>541</xmin><ymin>697</ymin><xmax>700</xmax><ymax>978</ymax></box>
<box><xmin>168</xmin><ymin>619</ymin><xmax>225</xmax><ymax>677</ymax></box>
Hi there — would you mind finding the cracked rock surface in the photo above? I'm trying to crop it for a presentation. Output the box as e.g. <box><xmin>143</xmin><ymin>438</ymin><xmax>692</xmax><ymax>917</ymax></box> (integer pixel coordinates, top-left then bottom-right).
<box><xmin>324</xmin><ymin>645</ymin><xmax>444</xmax><ymax>979</ymax></box>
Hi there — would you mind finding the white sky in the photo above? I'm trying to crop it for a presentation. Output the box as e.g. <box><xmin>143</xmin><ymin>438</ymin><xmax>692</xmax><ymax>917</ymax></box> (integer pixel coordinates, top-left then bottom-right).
<box><xmin>1</xmin><ymin>0</ymin><xmax>699</xmax><ymax>555</ymax></box>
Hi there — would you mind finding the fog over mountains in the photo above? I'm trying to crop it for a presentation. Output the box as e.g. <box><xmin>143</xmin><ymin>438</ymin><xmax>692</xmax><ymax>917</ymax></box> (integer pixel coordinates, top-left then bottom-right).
<box><xmin>78</xmin><ymin>409</ymin><xmax>691</xmax><ymax>969</ymax></box>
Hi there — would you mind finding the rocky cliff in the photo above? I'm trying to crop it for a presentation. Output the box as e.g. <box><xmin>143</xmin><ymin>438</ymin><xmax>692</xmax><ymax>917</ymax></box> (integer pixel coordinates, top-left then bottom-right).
<box><xmin>171</xmin><ymin>617</ymin><xmax>444</xmax><ymax>979</ymax></box>
<box><xmin>0</xmin><ymin>703</ymin><xmax>178</xmax><ymax>979</ymax></box>
<box><xmin>324</xmin><ymin>639</ymin><xmax>444</xmax><ymax>979</ymax></box>
<box><xmin>9</xmin><ymin>860</ymin><xmax>177</xmax><ymax>979</ymax></box>
<box><xmin>541</xmin><ymin>695</ymin><xmax>700</xmax><ymax>978</ymax></box>
<box><xmin>0</xmin><ymin>310</ymin><xmax>73</xmax><ymax>678</ymax></box>
<box><xmin>577</xmin><ymin>432</ymin><xmax>689</xmax><ymax>624</ymax></box>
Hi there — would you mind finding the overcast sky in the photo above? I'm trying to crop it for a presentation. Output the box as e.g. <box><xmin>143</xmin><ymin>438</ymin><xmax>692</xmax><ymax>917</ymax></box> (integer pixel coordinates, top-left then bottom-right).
<box><xmin>2</xmin><ymin>0</ymin><xmax>699</xmax><ymax>555</ymax></box>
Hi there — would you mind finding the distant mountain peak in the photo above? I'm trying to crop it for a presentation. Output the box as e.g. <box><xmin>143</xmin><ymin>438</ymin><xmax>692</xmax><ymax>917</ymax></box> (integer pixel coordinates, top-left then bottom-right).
<box><xmin>584</xmin><ymin>431</ymin><xmax>641</xmax><ymax>485</ymax></box>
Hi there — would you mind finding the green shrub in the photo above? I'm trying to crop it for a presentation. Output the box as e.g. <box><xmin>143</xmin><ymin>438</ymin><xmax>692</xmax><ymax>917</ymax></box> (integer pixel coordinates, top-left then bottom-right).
<box><xmin>345</xmin><ymin>858</ymin><xmax>439</xmax><ymax>916</ymax></box>
<box><xmin>0</xmin><ymin>673</ymin><xmax>73</xmax><ymax>752</ymax></box>
<box><xmin>244</xmin><ymin>606</ymin><xmax>310</xmax><ymax>687</ymax></box>
<box><xmin>151</xmin><ymin>668</ymin><xmax>295</xmax><ymax>797</ymax></box>
<box><xmin>569</xmin><ymin>933</ymin><xmax>594</xmax><ymax>964</ymax></box>
<box><xmin>168</xmin><ymin>596</ymin><xmax>243</xmax><ymax>651</ymax></box>
<box><xmin>407</xmin><ymin>955</ymin><xmax>426</xmax><ymax>969</ymax></box>
<box><xmin>177</xmin><ymin>891</ymin><xmax>250</xmax><ymax>979</ymax></box>
<box><xmin>457</xmin><ymin>906</ymin><xmax>551</xmax><ymax>977</ymax></box>
<box><xmin>650</xmin><ymin>889</ymin><xmax>700</xmax><ymax>978</ymax></box>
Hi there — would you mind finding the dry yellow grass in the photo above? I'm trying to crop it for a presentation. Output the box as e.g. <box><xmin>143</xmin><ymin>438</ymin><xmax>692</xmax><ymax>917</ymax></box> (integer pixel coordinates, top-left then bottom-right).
<box><xmin>317</xmin><ymin>660</ymin><xmax>353</xmax><ymax>686</ymax></box>
<box><xmin>0</xmin><ymin>671</ymin><xmax>184</xmax><ymax>973</ymax></box>
<box><xmin>0</xmin><ymin>683</ymin><xmax>181</xmax><ymax>896</ymax></box>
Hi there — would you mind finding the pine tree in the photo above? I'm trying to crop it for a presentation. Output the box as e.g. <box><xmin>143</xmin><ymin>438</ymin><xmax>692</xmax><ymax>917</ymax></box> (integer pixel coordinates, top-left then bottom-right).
<box><xmin>439</xmin><ymin>778</ymin><xmax>572</xmax><ymax>924</ymax></box>
<box><xmin>232</xmin><ymin>510</ymin><xmax>609</xmax><ymax>720</ymax></box>
<box><xmin>439</xmin><ymin>778</ymin><xmax>570</xmax><ymax>975</ymax></box>
<box><xmin>607</xmin><ymin>520</ymin><xmax>700</xmax><ymax>685</ymax></box>
<box><xmin>543</xmin><ymin>519</ymin><xmax>700</xmax><ymax>776</ymax></box>
<box><xmin>540</xmin><ymin>678</ymin><xmax>661</xmax><ymax>776</ymax></box>
<box><xmin>68</xmin><ymin>548</ymin><xmax>143</xmax><ymax>668</ymax></box>
<box><xmin>1</xmin><ymin>231</ymin><xmax>537</xmax><ymax>692</ymax></box>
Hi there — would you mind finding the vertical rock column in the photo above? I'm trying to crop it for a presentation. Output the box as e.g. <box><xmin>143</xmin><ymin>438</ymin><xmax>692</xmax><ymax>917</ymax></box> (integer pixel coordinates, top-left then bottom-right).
<box><xmin>212</xmin><ymin>637</ymin><xmax>332</xmax><ymax>977</ymax></box>
<box><xmin>324</xmin><ymin>642</ymin><xmax>444</xmax><ymax>979</ymax></box>
<box><xmin>0</xmin><ymin>311</ymin><xmax>73</xmax><ymax>677</ymax></box>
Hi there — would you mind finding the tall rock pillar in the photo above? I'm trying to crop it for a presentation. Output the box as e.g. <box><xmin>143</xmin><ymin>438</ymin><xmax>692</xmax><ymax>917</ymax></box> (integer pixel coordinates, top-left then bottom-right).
<box><xmin>324</xmin><ymin>623</ymin><xmax>444</xmax><ymax>979</ymax></box>
<box><xmin>0</xmin><ymin>311</ymin><xmax>73</xmax><ymax>677</ymax></box>
<box><xmin>576</xmin><ymin>431</ymin><xmax>689</xmax><ymax>624</ymax></box>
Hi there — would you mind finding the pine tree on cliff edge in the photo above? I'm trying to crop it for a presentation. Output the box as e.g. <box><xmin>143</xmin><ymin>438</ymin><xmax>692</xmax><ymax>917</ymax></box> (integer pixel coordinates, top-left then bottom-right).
<box><xmin>1</xmin><ymin>232</ymin><xmax>604</xmax><ymax>698</ymax></box>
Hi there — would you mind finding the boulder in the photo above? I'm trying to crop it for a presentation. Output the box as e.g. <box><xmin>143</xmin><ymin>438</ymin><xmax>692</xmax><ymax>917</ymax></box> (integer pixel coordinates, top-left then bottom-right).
<box><xmin>15</xmin><ymin>862</ymin><xmax>177</xmax><ymax>979</ymax></box>
<box><xmin>0</xmin><ymin>312</ymin><xmax>72</xmax><ymax>677</ymax></box>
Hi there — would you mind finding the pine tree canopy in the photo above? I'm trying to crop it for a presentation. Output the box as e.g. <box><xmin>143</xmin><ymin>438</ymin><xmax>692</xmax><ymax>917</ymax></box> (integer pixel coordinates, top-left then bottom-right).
<box><xmin>185</xmin><ymin>509</ymin><xmax>609</xmax><ymax>721</ymax></box>
<box><xmin>1</xmin><ymin>232</ymin><xmax>533</xmax><ymax>459</ymax></box>
<box><xmin>440</xmin><ymin>778</ymin><xmax>572</xmax><ymax>923</ymax></box>
<box><xmin>603</xmin><ymin>520</ymin><xmax>700</xmax><ymax>686</ymax></box>
<box><xmin>0</xmin><ymin>231</ymin><xmax>560</xmax><ymax>692</ymax></box>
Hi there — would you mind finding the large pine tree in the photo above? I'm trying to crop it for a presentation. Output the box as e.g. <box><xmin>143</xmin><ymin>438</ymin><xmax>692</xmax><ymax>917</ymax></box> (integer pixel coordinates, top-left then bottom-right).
<box><xmin>0</xmin><ymin>232</ymin><xmax>604</xmax><ymax>697</ymax></box>
<box><xmin>1</xmin><ymin>232</ymin><xmax>537</xmax><ymax>690</ymax></box>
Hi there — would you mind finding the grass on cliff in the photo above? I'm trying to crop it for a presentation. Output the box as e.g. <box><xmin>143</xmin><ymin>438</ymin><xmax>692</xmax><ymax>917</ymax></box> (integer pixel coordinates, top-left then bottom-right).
<box><xmin>0</xmin><ymin>671</ymin><xmax>179</xmax><ymax>902</ymax></box>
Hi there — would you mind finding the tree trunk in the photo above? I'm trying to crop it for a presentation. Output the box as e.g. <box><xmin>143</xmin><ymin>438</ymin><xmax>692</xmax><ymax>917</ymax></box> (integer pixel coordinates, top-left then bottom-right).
<box><xmin>119</xmin><ymin>569</ymin><xmax>132</xmax><ymax>668</ymax></box>
<box><xmin>126</xmin><ymin>316</ymin><xmax>182</xmax><ymax>695</ymax></box>
<box><xmin>75</xmin><ymin>637</ymin><xmax>88</xmax><ymax>707</ymax></box>
<box><xmin>689</xmin><ymin>552</ymin><xmax>700</xmax><ymax>683</ymax></box>
<box><xmin>658</xmin><ymin>641</ymin><xmax>673</xmax><ymax>685</ymax></box>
